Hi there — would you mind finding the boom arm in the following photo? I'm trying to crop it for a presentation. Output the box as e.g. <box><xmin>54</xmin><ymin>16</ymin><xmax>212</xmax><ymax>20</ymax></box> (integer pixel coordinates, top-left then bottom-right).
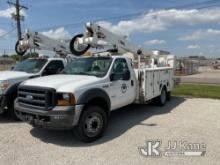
<box><xmin>15</xmin><ymin>30</ymin><xmax>71</xmax><ymax>56</ymax></box>
<box><xmin>69</xmin><ymin>22</ymin><xmax>153</xmax><ymax>57</ymax></box>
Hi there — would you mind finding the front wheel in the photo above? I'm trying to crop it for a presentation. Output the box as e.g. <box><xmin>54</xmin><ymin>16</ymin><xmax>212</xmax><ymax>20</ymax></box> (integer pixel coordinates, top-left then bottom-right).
<box><xmin>74</xmin><ymin>105</ymin><xmax>108</xmax><ymax>143</ymax></box>
<box><xmin>7</xmin><ymin>99</ymin><xmax>19</xmax><ymax>120</ymax></box>
<box><xmin>69</xmin><ymin>34</ymin><xmax>90</xmax><ymax>56</ymax></box>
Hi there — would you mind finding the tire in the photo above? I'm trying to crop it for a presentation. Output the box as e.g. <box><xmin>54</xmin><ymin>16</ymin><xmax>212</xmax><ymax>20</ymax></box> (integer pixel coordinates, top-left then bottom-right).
<box><xmin>69</xmin><ymin>34</ymin><xmax>90</xmax><ymax>56</ymax></box>
<box><xmin>156</xmin><ymin>87</ymin><xmax>167</xmax><ymax>106</ymax></box>
<box><xmin>166</xmin><ymin>91</ymin><xmax>171</xmax><ymax>101</ymax></box>
<box><xmin>74</xmin><ymin>105</ymin><xmax>108</xmax><ymax>143</ymax></box>
<box><xmin>7</xmin><ymin>100</ymin><xmax>19</xmax><ymax>120</ymax></box>
<box><xmin>15</xmin><ymin>39</ymin><xmax>26</xmax><ymax>56</ymax></box>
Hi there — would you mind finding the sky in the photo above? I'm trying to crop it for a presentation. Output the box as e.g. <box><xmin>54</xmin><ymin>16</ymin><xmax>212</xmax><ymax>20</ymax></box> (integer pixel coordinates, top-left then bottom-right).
<box><xmin>0</xmin><ymin>0</ymin><xmax>220</xmax><ymax>58</ymax></box>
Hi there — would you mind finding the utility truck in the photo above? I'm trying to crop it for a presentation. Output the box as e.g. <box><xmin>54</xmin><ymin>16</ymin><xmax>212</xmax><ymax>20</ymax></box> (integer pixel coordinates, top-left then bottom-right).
<box><xmin>0</xmin><ymin>30</ymin><xmax>71</xmax><ymax>118</ymax></box>
<box><xmin>15</xmin><ymin>22</ymin><xmax>175</xmax><ymax>142</ymax></box>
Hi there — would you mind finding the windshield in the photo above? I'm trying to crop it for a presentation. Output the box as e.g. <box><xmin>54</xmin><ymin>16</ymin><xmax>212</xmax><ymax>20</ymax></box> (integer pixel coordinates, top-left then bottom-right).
<box><xmin>13</xmin><ymin>59</ymin><xmax>47</xmax><ymax>73</ymax></box>
<box><xmin>62</xmin><ymin>57</ymin><xmax>112</xmax><ymax>77</ymax></box>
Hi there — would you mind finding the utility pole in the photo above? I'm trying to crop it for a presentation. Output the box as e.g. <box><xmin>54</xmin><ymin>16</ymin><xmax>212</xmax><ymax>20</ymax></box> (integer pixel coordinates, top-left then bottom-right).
<box><xmin>7</xmin><ymin>0</ymin><xmax>28</xmax><ymax>40</ymax></box>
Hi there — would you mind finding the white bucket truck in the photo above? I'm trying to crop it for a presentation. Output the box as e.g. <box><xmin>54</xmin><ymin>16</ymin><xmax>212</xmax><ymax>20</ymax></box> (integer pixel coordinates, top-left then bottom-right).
<box><xmin>15</xmin><ymin>22</ymin><xmax>175</xmax><ymax>142</ymax></box>
<box><xmin>0</xmin><ymin>30</ymin><xmax>71</xmax><ymax>118</ymax></box>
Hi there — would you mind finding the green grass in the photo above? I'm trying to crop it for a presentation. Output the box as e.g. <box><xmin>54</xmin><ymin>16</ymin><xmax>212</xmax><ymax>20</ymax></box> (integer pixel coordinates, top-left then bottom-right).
<box><xmin>172</xmin><ymin>84</ymin><xmax>220</xmax><ymax>99</ymax></box>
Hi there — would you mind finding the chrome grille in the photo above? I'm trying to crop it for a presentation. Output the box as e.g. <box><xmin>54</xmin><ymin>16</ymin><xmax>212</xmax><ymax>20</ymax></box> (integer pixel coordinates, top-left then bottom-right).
<box><xmin>17</xmin><ymin>86</ymin><xmax>56</xmax><ymax>110</ymax></box>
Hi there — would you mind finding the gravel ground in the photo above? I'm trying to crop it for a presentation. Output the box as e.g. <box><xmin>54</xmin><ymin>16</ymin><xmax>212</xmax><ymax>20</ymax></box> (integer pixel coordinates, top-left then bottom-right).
<box><xmin>0</xmin><ymin>97</ymin><xmax>220</xmax><ymax>165</ymax></box>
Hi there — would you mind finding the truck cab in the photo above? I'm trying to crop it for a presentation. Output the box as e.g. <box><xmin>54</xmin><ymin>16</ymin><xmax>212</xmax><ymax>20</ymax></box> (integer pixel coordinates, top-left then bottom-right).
<box><xmin>15</xmin><ymin>54</ymin><xmax>174</xmax><ymax>142</ymax></box>
<box><xmin>0</xmin><ymin>57</ymin><xmax>67</xmax><ymax>118</ymax></box>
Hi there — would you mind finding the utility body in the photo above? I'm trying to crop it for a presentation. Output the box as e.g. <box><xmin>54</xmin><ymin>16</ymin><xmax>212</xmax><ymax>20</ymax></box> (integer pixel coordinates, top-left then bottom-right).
<box><xmin>15</xmin><ymin>22</ymin><xmax>176</xmax><ymax>142</ymax></box>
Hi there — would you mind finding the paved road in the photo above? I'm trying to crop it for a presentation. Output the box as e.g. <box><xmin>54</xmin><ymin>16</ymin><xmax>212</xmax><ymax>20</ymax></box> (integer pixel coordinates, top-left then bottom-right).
<box><xmin>0</xmin><ymin>97</ymin><xmax>219</xmax><ymax>165</ymax></box>
<box><xmin>179</xmin><ymin>69</ymin><xmax>220</xmax><ymax>85</ymax></box>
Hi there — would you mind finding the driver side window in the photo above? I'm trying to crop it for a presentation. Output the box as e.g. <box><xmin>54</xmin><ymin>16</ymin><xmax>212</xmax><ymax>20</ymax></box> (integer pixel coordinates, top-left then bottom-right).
<box><xmin>111</xmin><ymin>59</ymin><xmax>130</xmax><ymax>81</ymax></box>
<box><xmin>43</xmin><ymin>60</ymin><xmax>64</xmax><ymax>76</ymax></box>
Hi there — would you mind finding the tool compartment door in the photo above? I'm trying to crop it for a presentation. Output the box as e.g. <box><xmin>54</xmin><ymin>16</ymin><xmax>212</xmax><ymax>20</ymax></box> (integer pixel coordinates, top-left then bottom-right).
<box><xmin>145</xmin><ymin>71</ymin><xmax>154</xmax><ymax>100</ymax></box>
<box><xmin>153</xmin><ymin>70</ymin><xmax>160</xmax><ymax>97</ymax></box>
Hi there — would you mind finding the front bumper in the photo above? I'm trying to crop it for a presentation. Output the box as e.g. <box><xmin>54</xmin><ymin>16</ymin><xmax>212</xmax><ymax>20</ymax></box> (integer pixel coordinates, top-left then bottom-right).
<box><xmin>14</xmin><ymin>99</ymin><xmax>84</xmax><ymax>129</ymax></box>
<box><xmin>0</xmin><ymin>95</ymin><xmax>9</xmax><ymax>114</ymax></box>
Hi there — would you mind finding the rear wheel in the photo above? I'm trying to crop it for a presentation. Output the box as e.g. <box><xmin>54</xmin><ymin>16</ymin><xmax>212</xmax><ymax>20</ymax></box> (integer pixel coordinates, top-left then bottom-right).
<box><xmin>166</xmin><ymin>91</ymin><xmax>171</xmax><ymax>101</ymax></box>
<box><xmin>74</xmin><ymin>105</ymin><xmax>108</xmax><ymax>143</ymax></box>
<box><xmin>155</xmin><ymin>87</ymin><xmax>167</xmax><ymax>106</ymax></box>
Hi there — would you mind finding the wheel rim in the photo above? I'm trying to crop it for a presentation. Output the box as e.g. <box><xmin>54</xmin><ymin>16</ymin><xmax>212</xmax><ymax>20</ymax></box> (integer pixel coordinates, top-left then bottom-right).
<box><xmin>15</xmin><ymin>40</ymin><xmax>26</xmax><ymax>55</ymax></box>
<box><xmin>73</xmin><ymin>38</ymin><xmax>89</xmax><ymax>52</ymax></box>
<box><xmin>84</xmin><ymin>112</ymin><xmax>103</xmax><ymax>138</ymax></box>
<box><xmin>161</xmin><ymin>89</ymin><xmax>166</xmax><ymax>104</ymax></box>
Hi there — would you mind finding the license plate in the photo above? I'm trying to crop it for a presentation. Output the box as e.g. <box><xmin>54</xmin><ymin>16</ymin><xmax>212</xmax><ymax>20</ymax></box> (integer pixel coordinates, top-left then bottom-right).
<box><xmin>25</xmin><ymin>115</ymin><xmax>33</xmax><ymax>121</ymax></box>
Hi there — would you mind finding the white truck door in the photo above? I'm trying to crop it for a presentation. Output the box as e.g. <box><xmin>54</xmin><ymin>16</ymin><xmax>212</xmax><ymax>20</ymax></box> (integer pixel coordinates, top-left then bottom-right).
<box><xmin>108</xmin><ymin>58</ymin><xmax>136</xmax><ymax>110</ymax></box>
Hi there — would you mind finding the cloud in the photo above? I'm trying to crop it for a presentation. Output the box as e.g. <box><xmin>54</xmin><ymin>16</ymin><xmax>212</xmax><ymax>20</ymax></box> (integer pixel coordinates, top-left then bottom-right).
<box><xmin>179</xmin><ymin>29</ymin><xmax>220</xmax><ymax>41</ymax></box>
<box><xmin>98</xmin><ymin>8</ymin><xmax>220</xmax><ymax>36</ymax></box>
<box><xmin>41</xmin><ymin>27</ymin><xmax>71</xmax><ymax>40</ymax></box>
<box><xmin>0</xmin><ymin>7</ymin><xmax>25</xmax><ymax>18</ymax></box>
<box><xmin>187</xmin><ymin>45</ymin><xmax>200</xmax><ymax>49</ymax></box>
<box><xmin>144</xmin><ymin>39</ymin><xmax>166</xmax><ymax>45</ymax></box>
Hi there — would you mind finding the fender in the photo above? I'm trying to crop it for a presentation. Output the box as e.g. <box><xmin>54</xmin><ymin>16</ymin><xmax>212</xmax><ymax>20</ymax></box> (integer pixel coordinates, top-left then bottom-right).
<box><xmin>77</xmin><ymin>88</ymin><xmax>111</xmax><ymax>111</ymax></box>
<box><xmin>5</xmin><ymin>75</ymin><xmax>40</xmax><ymax>96</ymax></box>
<box><xmin>0</xmin><ymin>82</ymin><xmax>21</xmax><ymax>112</ymax></box>
<box><xmin>5</xmin><ymin>82</ymin><xmax>21</xmax><ymax>96</ymax></box>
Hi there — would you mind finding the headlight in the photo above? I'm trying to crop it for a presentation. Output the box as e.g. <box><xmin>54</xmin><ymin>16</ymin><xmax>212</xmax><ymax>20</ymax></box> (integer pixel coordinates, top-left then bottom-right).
<box><xmin>57</xmin><ymin>93</ymin><xmax>76</xmax><ymax>106</ymax></box>
<box><xmin>0</xmin><ymin>80</ymin><xmax>10</xmax><ymax>94</ymax></box>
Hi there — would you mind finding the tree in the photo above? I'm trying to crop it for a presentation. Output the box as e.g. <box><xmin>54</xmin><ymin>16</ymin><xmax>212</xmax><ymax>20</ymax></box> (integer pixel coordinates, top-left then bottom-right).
<box><xmin>188</xmin><ymin>55</ymin><xmax>199</xmax><ymax>59</ymax></box>
<box><xmin>2</xmin><ymin>54</ymin><xmax>9</xmax><ymax>58</ymax></box>
<box><xmin>10</xmin><ymin>54</ymin><xmax>20</xmax><ymax>61</ymax></box>
<box><xmin>22</xmin><ymin>52</ymin><xmax>39</xmax><ymax>60</ymax></box>
<box><xmin>10</xmin><ymin>52</ymin><xmax>39</xmax><ymax>61</ymax></box>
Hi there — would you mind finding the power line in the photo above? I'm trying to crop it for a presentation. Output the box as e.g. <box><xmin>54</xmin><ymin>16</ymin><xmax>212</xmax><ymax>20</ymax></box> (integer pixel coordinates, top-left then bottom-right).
<box><xmin>33</xmin><ymin>0</ymin><xmax>220</xmax><ymax>30</ymax></box>
<box><xmin>34</xmin><ymin>12</ymin><xmax>143</xmax><ymax>31</ymax></box>
<box><xmin>34</xmin><ymin>0</ymin><xmax>220</xmax><ymax>31</ymax></box>
<box><xmin>196</xmin><ymin>3</ymin><xmax>220</xmax><ymax>9</ymax></box>
<box><xmin>173</xmin><ymin>0</ymin><xmax>220</xmax><ymax>9</ymax></box>
<box><xmin>0</xmin><ymin>28</ymin><xmax>16</xmax><ymax>39</ymax></box>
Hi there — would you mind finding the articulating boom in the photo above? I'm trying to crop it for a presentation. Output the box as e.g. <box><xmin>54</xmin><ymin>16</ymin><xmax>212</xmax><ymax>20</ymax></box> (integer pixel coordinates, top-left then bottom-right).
<box><xmin>15</xmin><ymin>30</ymin><xmax>70</xmax><ymax>56</ymax></box>
<box><xmin>69</xmin><ymin>22</ymin><xmax>153</xmax><ymax>57</ymax></box>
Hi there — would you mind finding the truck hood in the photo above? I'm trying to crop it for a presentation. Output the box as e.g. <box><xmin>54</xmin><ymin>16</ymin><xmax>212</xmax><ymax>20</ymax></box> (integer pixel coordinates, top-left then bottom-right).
<box><xmin>0</xmin><ymin>71</ymin><xmax>33</xmax><ymax>81</ymax></box>
<box><xmin>22</xmin><ymin>74</ymin><xmax>101</xmax><ymax>92</ymax></box>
